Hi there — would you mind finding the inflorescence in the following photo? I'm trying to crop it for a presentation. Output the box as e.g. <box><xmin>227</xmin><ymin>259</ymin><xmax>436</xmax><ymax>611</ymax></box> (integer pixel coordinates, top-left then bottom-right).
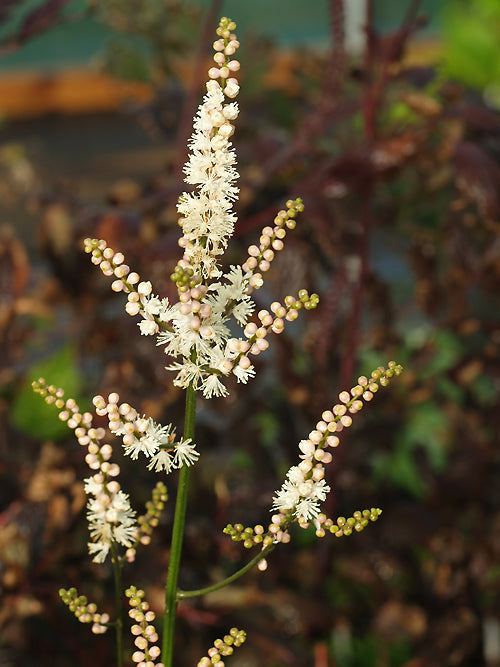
<box><xmin>224</xmin><ymin>363</ymin><xmax>402</xmax><ymax>548</ymax></box>
<box><xmin>31</xmin><ymin>15</ymin><xmax>403</xmax><ymax>667</ymax></box>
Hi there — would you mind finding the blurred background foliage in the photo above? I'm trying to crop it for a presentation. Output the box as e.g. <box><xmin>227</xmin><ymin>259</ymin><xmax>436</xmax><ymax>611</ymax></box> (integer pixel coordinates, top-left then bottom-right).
<box><xmin>0</xmin><ymin>1</ymin><xmax>500</xmax><ymax>666</ymax></box>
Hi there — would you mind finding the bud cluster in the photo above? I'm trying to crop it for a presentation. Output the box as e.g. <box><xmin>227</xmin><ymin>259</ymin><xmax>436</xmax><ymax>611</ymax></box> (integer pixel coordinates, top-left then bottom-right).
<box><xmin>197</xmin><ymin>628</ymin><xmax>247</xmax><ymax>667</ymax></box>
<box><xmin>59</xmin><ymin>587</ymin><xmax>110</xmax><ymax>634</ymax></box>
<box><xmin>242</xmin><ymin>199</ymin><xmax>305</xmax><ymax>290</ymax></box>
<box><xmin>314</xmin><ymin>508</ymin><xmax>383</xmax><ymax>538</ymax></box>
<box><xmin>134</xmin><ymin>481</ymin><xmax>168</xmax><ymax>551</ymax></box>
<box><xmin>126</xmin><ymin>586</ymin><xmax>163</xmax><ymax>667</ymax></box>
<box><xmin>209</xmin><ymin>17</ymin><xmax>240</xmax><ymax>98</ymax></box>
<box><xmin>84</xmin><ymin>237</ymin><xmax>171</xmax><ymax>336</ymax></box>
<box><xmin>224</xmin><ymin>364</ymin><xmax>402</xmax><ymax>552</ymax></box>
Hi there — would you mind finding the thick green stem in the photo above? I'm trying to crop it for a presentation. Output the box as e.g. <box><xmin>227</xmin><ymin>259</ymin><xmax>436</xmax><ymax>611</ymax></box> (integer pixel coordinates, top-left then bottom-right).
<box><xmin>177</xmin><ymin>542</ymin><xmax>276</xmax><ymax>599</ymax></box>
<box><xmin>161</xmin><ymin>382</ymin><xmax>196</xmax><ymax>666</ymax></box>
<box><xmin>111</xmin><ymin>541</ymin><xmax>124</xmax><ymax>667</ymax></box>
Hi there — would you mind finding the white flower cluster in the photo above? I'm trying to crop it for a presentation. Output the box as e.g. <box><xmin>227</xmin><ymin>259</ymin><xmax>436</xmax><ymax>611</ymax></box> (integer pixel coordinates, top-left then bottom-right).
<box><xmin>84</xmin><ymin>20</ymin><xmax>318</xmax><ymax>400</ymax></box>
<box><xmin>272</xmin><ymin>458</ymin><xmax>331</xmax><ymax>522</ymax></box>
<box><xmin>178</xmin><ymin>79</ymin><xmax>240</xmax><ymax>280</ymax></box>
<box><xmin>85</xmin><ymin>480</ymin><xmax>137</xmax><ymax>563</ymax></box>
<box><xmin>92</xmin><ymin>393</ymin><xmax>200</xmax><ymax>473</ymax></box>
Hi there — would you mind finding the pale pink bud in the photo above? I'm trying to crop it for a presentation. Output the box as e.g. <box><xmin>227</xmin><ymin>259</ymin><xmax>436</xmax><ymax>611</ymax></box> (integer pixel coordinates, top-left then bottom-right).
<box><xmin>199</xmin><ymin>303</ymin><xmax>211</xmax><ymax>318</ymax></box>
<box><xmin>219</xmin><ymin>359</ymin><xmax>233</xmax><ymax>375</ymax></box>
<box><xmin>224</xmin><ymin>81</ymin><xmax>239</xmax><ymax>98</ymax></box>
<box><xmin>244</xmin><ymin>322</ymin><xmax>257</xmax><ymax>337</ymax></box>
<box><xmin>309</xmin><ymin>430</ymin><xmax>323</xmax><ymax>443</ymax></box>
<box><xmin>248</xmin><ymin>244</ymin><xmax>260</xmax><ymax>256</ymax></box>
<box><xmin>126</xmin><ymin>302</ymin><xmax>140</xmax><ymax>316</ymax></box>
<box><xmin>208</xmin><ymin>67</ymin><xmax>221</xmax><ymax>79</ymax></box>
<box><xmin>238</xmin><ymin>356</ymin><xmax>251</xmax><ymax>369</ymax></box>
<box><xmin>249</xmin><ymin>274</ymin><xmax>263</xmax><ymax>288</ymax></box>
<box><xmin>138</xmin><ymin>281</ymin><xmax>152</xmax><ymax>296</ymax></box>
<box><xmin>256</xmin><ymin>338</ymin><xmax>269</xmax><ymax>351</ymax></box>
<box><xmin>114</xmin><ymin>265</ymin><xmax>129</xmax><ymax>277</ymax></box>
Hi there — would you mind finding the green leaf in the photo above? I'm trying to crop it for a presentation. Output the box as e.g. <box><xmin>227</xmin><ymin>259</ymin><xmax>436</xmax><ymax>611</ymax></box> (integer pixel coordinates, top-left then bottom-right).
<box><xmin>11</xmin><ymin>344</ymin><xmax>85</xmax><ymax>441</ymax></box>
<box><xmin>401</xmin><ymin>402</ymin><xmax>449</xmax><ymax>472</ymax></box>
<box><xmin>373</xmin><ymin>447</ymin><xmax>427</xmax><ymax>499</ymax></box>
<box><xmin>421</xmin><ymin>330</ymin><xmax>463</xmax><ymax>379</ymax></box>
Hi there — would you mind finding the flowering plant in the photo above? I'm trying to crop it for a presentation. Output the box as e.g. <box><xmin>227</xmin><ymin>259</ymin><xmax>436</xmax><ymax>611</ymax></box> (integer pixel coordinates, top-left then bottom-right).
<box><xmin>32</xmin><ymin>17</ymin><xmax>402</xmax><ymax>667</ymax></box>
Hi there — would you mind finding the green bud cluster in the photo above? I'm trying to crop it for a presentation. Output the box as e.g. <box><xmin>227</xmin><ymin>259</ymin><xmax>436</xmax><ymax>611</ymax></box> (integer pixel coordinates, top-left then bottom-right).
<box><xmin>197</xmin><ymin>627</ymin><xmax>247</xmax><ymax>666</ymax></box>
<box><xmin>298</xmin><ymin>289</ymin><xmax>320</xmax><ymax>311</ymax></box>
<box><xmin>136</xmin><ymin>481</ymin><xmax>168</xmax><ymax>544</ymax></box>
<box><xmin>170</xmin><ymin>262</ymin><xmax>201</xmax><ymax>289</ymax></box>
<box><xmin>223</xmin><ymin>523</ymin><xmax>272</xmax><ymax>549</ymax></box>
<box><xmin>330</xmin><ymin>508</ymin><xmax>382</xmax><ymax>537</ymax></box>
<box><xmin>59</xmin><ymin>587</ymin><xmax>109</xmax><ymax>633</ymax></box>
<box><xmin>216</xmin><ymin>16</ymin><xmax>237</xmax><ymax>38</ymax></box>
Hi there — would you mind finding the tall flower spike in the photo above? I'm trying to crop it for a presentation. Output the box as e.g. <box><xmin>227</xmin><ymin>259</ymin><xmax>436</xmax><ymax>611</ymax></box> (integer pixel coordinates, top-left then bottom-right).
<box><xmin>83</xmin><ymin>18</ymin><xmax>318</xmax><ymax>401</ymax></box>
<box><xmin>178</xmin><ymin>17</ymin><xmax>241</xmax><ymax>279</ymax></box>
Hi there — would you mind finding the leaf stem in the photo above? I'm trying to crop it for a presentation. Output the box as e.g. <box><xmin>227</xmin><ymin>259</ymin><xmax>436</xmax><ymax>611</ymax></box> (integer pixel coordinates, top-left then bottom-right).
<box><xmin>111</xmin><ymin>541</ymin><xmax>124</xmax><ymax>667</ymax></box>
<box><xmin>177</xmin><ymin>542</ymin><xmax>276</xmax><ymax>599</ymax></box>
<box><xmin>161</xmin><ymin>382</ymin><xmax>196</xmax><ymax>666</ymax></box>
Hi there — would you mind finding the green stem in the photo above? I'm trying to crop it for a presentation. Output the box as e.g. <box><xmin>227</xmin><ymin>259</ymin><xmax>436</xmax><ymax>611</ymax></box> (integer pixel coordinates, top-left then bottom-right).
<box><xmin>177</xmin><ymin>542</ymin><xmax>276</xmax><ymax>599</ymax></box>
<box><xmin>111</xmin><ymin>541</ymin><xmax>124</xmax><ymax>667</ymax></box>
<box><xmin>161</xmin><ymin>382</ymin><xmax>197</xmax><ymax>666</ymax></box>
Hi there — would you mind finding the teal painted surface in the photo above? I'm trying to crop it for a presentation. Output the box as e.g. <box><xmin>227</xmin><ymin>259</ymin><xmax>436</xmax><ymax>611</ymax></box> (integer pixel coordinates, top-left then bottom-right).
<box><xmin>0</xmin><ymin>0</ymin><xmax>453</xmax><ymax>72</ymax></box>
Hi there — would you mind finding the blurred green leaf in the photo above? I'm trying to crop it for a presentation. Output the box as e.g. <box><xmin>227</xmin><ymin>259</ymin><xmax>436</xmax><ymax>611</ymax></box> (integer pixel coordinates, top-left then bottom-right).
<box><xmin>11</xmin><ymin>344</ymin><xmax>85</xmax><ymax>441</ymax></box>
<box><xmin>401</xmin><ymin>402</ymin><xmax>449</xmax><ymax>471</ymax></box>
<box><xmin>373</xmin><ymin>445</ymin><xmax>427</xmax><ymax>499</ymax></box>
<box><xmin>441</xmin><ymin>0</ymin><xmax>500</xmax><ymax>91</ymax></box>
<box><xmin>421</xmin><ymin>330</ymin><xmax>463</xmax><ymax>379</ymax></box>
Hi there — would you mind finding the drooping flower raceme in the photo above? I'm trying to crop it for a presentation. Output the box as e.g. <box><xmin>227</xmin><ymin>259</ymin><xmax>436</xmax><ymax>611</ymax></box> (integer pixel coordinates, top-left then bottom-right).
<box><xmin>224</xmin><ymin>363</ymin><xmax>402</xmax><ymax>553</ymax></box>
<box><xmin>84</xmin><ymin>18</ymin><xmax>318</xmax><ymax>400</ymax></box>
<box><xmin>31</xmin><ymin>379</ymin><xmax>139</xmax><ymax>564</ymax></box>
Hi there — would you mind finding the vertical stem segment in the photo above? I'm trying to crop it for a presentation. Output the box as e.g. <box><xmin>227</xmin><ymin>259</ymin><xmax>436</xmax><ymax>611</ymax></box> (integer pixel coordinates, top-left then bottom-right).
<box><xmin>111</xmin><ymin>542</ymin><xmax>124</xmax><ymax>667</ymax></box>
<box><xmin>161</xmin><ymin>382</ymin><xmax>197</xmax><ymax>666</ymax></box>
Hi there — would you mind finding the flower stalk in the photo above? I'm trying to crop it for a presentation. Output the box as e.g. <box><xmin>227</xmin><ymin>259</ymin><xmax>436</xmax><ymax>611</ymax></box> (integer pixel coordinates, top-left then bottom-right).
<box><xmin>161</xmin><ymin>382</ymin><xmax>196</xmax><ymax>666</ymax></box>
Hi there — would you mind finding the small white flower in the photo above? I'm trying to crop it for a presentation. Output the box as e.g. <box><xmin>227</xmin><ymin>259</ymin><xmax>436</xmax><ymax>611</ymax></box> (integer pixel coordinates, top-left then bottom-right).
<box><xmin>233</xmin><ymin>364</ymin><xmax>256</xmax><ymax>384</ymax></box>
<box><xmin>311</xmin><ymin>479</ymin><xmax>330</xmax><ymax>502</ymax></box>
<box><xmin>295</xmin><ymin>497</ymin><xmax>321</xmax><ymax>521</ymax></box>
<box><xmin>88</xmin><ymin>540</ymin><xmax>110</xmax><ymax>563</ymax></box>
<box><xmin>148</xmin><ymin>448</ymin><xmax>174</xmax><ymax>473</ymax></box>
<box><xmin>123</xmin><ymin>436</ymin><xmax>145</xmax><ymax>460</ymax></box>
<box><xmin>173</xmin><ymin>439</ymin><xmax>200</xmax><ymax>468</ymax></box>
<box><xmin>202</xmin><ymin>373</ymin><xmax>229</xmax><ymax>398</ymax></box>
<box><xmin>138</xmin><ymin>318</ymin><xmax>159</xmax><ymax>336</ymax></box>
